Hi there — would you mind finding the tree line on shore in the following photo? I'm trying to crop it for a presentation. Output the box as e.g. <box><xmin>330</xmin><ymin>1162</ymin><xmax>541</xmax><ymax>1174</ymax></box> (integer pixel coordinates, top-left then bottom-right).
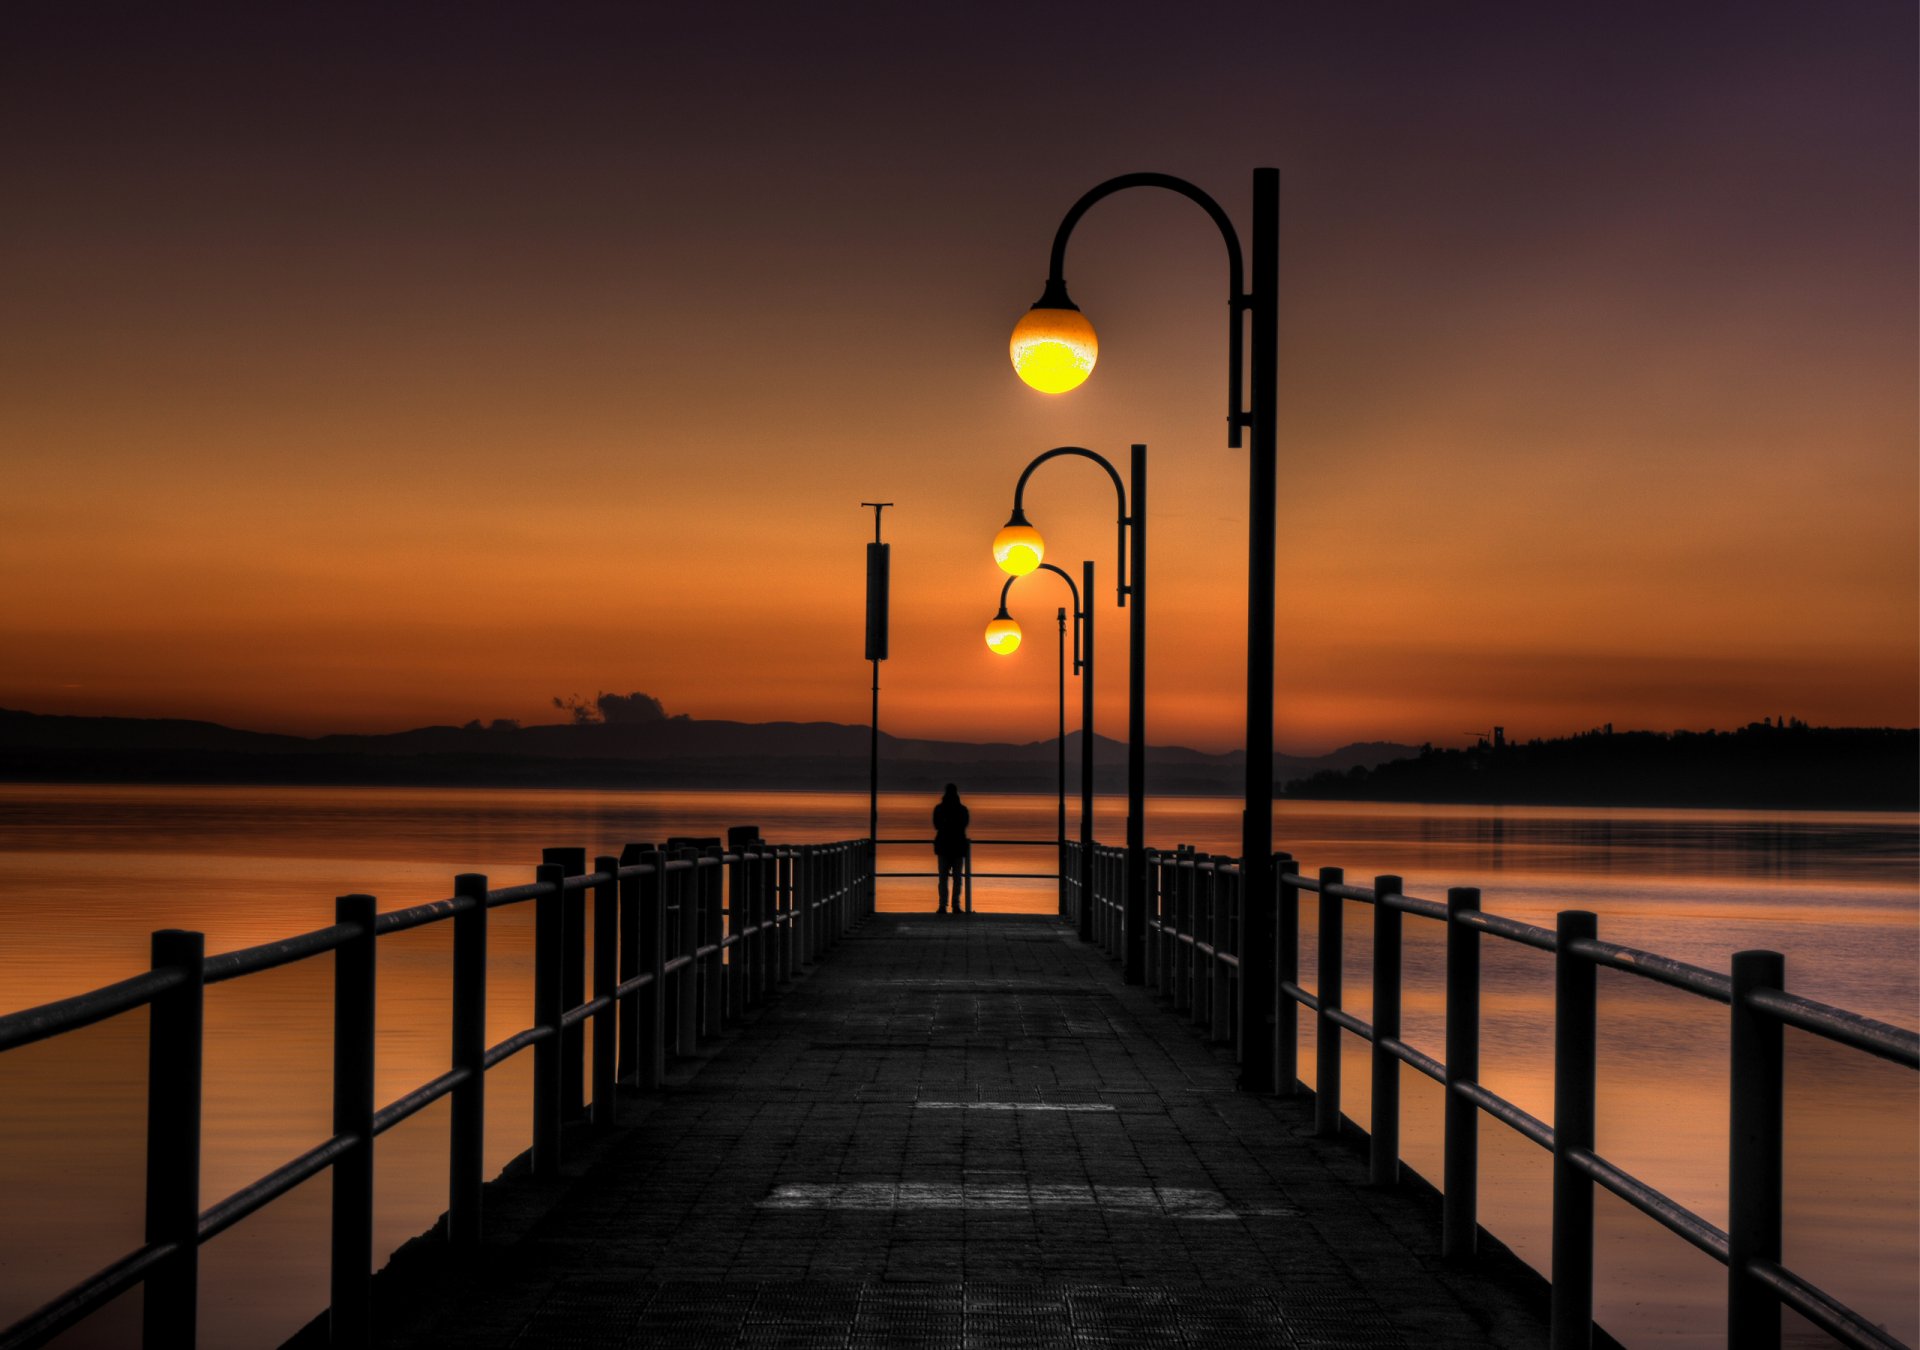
<box><xmin>1284</xmin><ymin>723</ymin><xmax>1918</xmax><ymax>810</ymax></box>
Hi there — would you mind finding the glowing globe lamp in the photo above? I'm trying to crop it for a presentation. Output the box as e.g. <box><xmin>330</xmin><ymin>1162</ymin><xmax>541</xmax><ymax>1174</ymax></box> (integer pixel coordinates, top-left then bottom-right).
<box><xmin>984</xmin><ymin>610</ymin><xmax>1022</xmax><ymax>656</ymax></box>
<box><xmin>992</xmin><ymin>509</ymin><xmax>1044</xmax><ymax>576</ymax></box>
<box><xmin>1010</xmin><ymin>302</ymin><xmax>1097</xmax><ymax>395</ymax></box>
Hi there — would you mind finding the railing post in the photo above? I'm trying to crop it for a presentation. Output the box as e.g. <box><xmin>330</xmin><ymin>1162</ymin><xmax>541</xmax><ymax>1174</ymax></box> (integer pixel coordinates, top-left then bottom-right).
<box><xmin>617</xmin><ymin>843</ymin><xmax>647</xmax><ymax>1084</ymax></box>
<box><xmin>1167</xmin><ymin>867</ymin><xmax>1182</xmax><ymax>1013</ymax></box>
<box><xmin>1370</xmin><ymin>875</ymin><xmax>1403</xmax><ymax>1187</ymax></box>
<box><xmin>449</xmin><ymin>874</ymin><xmax>487</xmax><ymax>1247</ymax></box>
<box><xmin>1315</xmin><ymin>866</ymin><xmax>1344</xmax><ymax>1137</ymax></box>
<box><xmin>777</xmin><ymin>850</ymin><xmax>794</xmax><ymax>984</ymax></box>
<box><xmin>1276</xmin><ymin>855</ymin><xmax>1299</xmax><ymax>1096</ymax></box>
<box><xmin>793</xmin><ymin>846</ymin><xmax>812</xmax><ymax>967</ymax></box>
<box><xmin>541</xmin><ymin>846</ymin><xmax>587</xmax><ymax>1122</ymax></box>
<box><xmin>532</xmin><ymin>863</ymin><xmax>565</xmax><ymax>1177</ymax></box>
<box><xmin>1443</xmin><ymin>886</ymin><xmax>1481</xmax><ymax>1259</ymax></box>
<box><xmin>591</xmin><ymin>855</ymin><xmax>619</xmax><ymax>1125</ymax></box>
<box><xmin>726</xmin><ymin>852</ymin><xmax>747</xmax><ymax>1021</ymax></box>
<box><xmin>1552</xmin><ymin>909</ymin><xmax>1598</xmax><ymax>1350</ymax></box>
<box><xmin>759</xmin><ymin>849</ymin><xmax>776</xmax><ymax>995</ymax></box>
<box><xmin>1210</xmin><ymin>863</ymin><xmax>1232</xmax><ymax>1044</ymax></box>
<box><xmin>330</xmin><ymin>893</ymin><xmax>377</xmax><ymax>1348</ymax></box>
<box><xmin>1176</xmin><ymin>860</ymin><xmax>1195</xmax><ymax>1016</ymax></box>
<box><xmin>142</xmin><ymin>928</ymin><xmax>204</xmax><ymax>1350</ymax></box>
<box><xmin>637</xmin><ymin>850</ymin><xmax>666</xmax><ymax>1089</ymax></box>
<box><xmin>1729</xmin><ymin>949</ymin><xmax>1786</xmax><ymax>1350</ymax></box>
<box><xmin>703</xmin><ymin>850</ymin><xmax>725</xmax><ymax>1033</ymax></box>
<box><xmin>675</xmin><ymin>854</ymin><xmax>700</xmax><ymax>1054</ymax></box>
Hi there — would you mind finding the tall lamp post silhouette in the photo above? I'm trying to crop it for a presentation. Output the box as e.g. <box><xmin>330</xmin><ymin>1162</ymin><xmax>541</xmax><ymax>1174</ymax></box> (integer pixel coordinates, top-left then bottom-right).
<box><xmin>992</xmin><ymin>445</ymin><xmax>1145</xmax><ymax>980</ymax></box>
<box><xmin>984</xmin><ymin>560</ymin><xmax>1094</xmax><ymax>933</ymax></box>
<box><xmin>1007</xmin><ymin>170</ymin><xmax>1280</xmax><ymax>1089</ymax></box>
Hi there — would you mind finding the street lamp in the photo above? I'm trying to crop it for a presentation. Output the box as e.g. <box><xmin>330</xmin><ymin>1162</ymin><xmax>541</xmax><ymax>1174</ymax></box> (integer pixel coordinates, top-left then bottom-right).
<box><xmin>986</xmin><ymin>562</ymin><xmax>1095</xmax><ymax>930</ymax></box>
<box><xmin>993</xmin><ymin>444</ymin><xmax>1145</xmax><ymax>980</ymax></box>
<box><xmin>1007</xmin><ymin>170</ymin><xmax>1281</xmax><ymax>1090</ymax></box>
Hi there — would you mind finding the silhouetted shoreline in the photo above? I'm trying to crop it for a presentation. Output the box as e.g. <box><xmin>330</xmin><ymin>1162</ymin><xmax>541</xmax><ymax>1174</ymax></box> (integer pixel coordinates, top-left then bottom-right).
<box><xmin>0</xmin><ymin>708</ymin><xmax>1406</xmax><ymax>799</ymax></box>
<box><xmin>1284</xmin><ymin>724</ymin><xmax>1918</xmax><ymax>812</ymax></box>
<box><xmin>2</xmin><ymin>709</ymin><xmax>1913</xmax><ymax>809</ymax></box>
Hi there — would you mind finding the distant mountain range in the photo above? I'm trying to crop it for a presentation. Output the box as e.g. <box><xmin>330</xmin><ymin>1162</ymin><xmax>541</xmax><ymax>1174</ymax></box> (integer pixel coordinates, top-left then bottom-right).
<box><xmin>0</xmin><ymin>707</ymin><xmax>1414</xmax><ymax>796</ymax></box>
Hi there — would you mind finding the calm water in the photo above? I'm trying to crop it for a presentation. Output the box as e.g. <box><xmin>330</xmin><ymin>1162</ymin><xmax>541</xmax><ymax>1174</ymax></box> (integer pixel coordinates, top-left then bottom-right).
<box><xmin>0</xmin><ymin>785</ymin><xmax>1913</xmax><ymax>1348</ymax></box>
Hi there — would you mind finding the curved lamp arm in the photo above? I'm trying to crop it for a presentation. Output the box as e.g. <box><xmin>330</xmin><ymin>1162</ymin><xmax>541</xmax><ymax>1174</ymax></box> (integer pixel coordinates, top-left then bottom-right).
<box><xmin>1044</xmin><ymin>172</ymin><xmax>1249</xmax><ymax>448</ymax></box>
<box><xmin>1009</xmin><ymin>445</ymin><xmax>1129</xmax><ymax>607</ymax></box>
<box><xmin>997</xmin><ymin>563</ymin><xmax>1084</xmax><ymax>672</ymax></box>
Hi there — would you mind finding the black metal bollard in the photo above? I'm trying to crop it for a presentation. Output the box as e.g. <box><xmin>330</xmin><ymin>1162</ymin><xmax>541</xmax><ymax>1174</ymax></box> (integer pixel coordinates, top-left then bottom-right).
<box><xmin>449</xmin><ymin>874</ymin><xmax>487</xmax><ymax>1246</ymax></box>
<box><xmin>143</xmin><ymin>929</ymin><xmax>204</xmax><ymax>1349</ymax></box>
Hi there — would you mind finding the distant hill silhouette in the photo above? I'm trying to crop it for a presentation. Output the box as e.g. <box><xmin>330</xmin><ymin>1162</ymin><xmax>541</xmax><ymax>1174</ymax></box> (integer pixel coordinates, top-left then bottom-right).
<box><xmin>1284</xmin><ymin>724</ymin><xmax>1918</xmax><ymax>811</ymax></box>
<box><xmin>0</xmin><ymin>707</ymin><xmax>1411</xmax><ymax>797</ymax></box>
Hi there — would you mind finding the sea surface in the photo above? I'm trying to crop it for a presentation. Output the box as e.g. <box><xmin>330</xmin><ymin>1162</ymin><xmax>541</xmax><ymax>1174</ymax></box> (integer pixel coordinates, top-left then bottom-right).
<box><xmin>0</xmin><ymin>784</ymin><xmax>1912</xmax><ymax>1349</ymax></box>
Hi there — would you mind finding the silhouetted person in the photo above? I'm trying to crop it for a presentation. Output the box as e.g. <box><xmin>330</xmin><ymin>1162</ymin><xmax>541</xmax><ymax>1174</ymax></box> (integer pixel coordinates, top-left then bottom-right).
<box><xmin>932</xmin><ymin>783</ymin><xmax>970</xmax><ymax>914</ymax></box>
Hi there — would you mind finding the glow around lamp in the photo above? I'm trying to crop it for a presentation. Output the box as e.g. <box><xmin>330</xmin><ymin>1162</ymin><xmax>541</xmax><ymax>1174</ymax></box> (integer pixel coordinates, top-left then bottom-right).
<box><xmin>984</xmin><ymin>608</ymin><xmax>1022</xmax><ymax>655</ymax></box>
<box><xmin>1009</xmin><ymin>280</ymin><xmax>1097</xmax><ymax>394</ymax></box>
<box><xmin>992</xmin><ymin>509</ymin><xmax>1045</xmax><ymax>575</ymax></box>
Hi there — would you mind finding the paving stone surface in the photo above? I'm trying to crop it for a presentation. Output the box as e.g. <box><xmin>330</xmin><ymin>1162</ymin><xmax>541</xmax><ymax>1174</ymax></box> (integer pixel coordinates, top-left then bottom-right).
<box><xmin>376</xmin><ymin>914</ymin><xmax>1550</xmax><ymax>1348</ymax></box>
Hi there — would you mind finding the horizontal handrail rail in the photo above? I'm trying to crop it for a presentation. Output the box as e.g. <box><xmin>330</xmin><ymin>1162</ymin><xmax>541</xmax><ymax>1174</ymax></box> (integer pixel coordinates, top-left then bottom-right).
<box><xmin>0</xmin><ymin>968</ymin><xmax>184</xmax><ymax>1053</ymax></box>
<box><xmin>0</xmin><ymin>832</ymin><xmax>877</xmax><ymax>1350</ymax></box>
<box><xmin>875</xmin><ymin>836</ymin><xmax>1064</xmax><ymax>850</ymax></box>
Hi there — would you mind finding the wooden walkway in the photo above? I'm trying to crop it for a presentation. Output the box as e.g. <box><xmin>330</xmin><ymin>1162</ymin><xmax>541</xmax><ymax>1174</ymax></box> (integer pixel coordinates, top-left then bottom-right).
<box><xmin>367</xmin><ymin>914</ymin><xmax>1554</xmax><ymax>1349</ymax></box>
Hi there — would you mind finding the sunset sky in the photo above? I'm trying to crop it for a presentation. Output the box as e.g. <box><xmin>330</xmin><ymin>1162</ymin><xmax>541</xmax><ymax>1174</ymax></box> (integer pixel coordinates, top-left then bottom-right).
<box><xmin>2</xmin><ymin>2</ymin><xmax>1913</xmax><ymax>754</ymax></box>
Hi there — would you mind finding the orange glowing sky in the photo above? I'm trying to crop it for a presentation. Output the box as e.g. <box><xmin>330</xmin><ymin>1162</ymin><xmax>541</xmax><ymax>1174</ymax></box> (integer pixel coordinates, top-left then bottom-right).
<box><xmin>2</xmin><ymin>4</ymin><xmax>1914</xmax><ymax>754</ymax></box>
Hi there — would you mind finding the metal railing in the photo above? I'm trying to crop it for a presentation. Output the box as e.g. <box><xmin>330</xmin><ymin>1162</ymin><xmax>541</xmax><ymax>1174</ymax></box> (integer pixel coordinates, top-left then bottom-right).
<box><xmin>0</xmin><ymin>834</ymin><xmax>875</xmax><ymax>1350</ymax></box>
<box><xmin>874</xmin><ymin>836</ymin><xmax>1067</xmax><ymax>914</ymax></box>
<box><xmin>1073</xmin><ymin>837</ymin><xmax>1919</xmax><ymax>1350</ymax></box>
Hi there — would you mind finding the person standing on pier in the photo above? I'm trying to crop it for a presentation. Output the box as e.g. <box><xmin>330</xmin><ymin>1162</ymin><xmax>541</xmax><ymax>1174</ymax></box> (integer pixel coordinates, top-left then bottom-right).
<box><xmin>932</xmin><ymin>783</ymin><xmax>970</xmax><ymax>914</ymax></box>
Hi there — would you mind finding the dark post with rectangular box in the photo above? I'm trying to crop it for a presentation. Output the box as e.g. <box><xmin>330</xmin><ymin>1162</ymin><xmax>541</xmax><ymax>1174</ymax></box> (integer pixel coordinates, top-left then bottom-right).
<box><xmin>863</xmin><ymin>502</ymin><xmax>892</xmax><ymax>847</ymax></box>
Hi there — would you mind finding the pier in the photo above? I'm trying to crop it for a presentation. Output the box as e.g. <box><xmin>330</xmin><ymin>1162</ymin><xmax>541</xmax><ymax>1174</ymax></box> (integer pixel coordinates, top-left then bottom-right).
<box><xmin>0</xmin><ymin>830</ymin><xmax>1914</xmax><ymax>1350</ymax></box>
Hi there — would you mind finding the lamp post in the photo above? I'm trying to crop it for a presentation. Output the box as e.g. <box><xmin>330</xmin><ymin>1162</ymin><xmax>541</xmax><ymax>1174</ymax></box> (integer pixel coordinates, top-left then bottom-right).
<box><xmin>992</xmin><ymin>445</ymin><xmax>1146</xmax><ymax>981</ymax></box>
<box><xmin>984</xmin><ymin>561</ymin><xmax>1094</xmax><ymax>931</ymax></box>
<box><xmin>1007</xmin><ymin>170</ymin><xmax>1280</xmax><ymax>1090</ymax></box>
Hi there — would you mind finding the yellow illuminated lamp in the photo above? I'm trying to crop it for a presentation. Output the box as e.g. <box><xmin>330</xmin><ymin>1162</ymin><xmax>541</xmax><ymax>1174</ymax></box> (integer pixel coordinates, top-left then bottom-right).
<box><xmin>984</xmin><ymin>609</ymin><xmax>1022</xmax><ymax>656</ymax></box>
<box><xmin>1009</xmin><ymin>280</ymin><xmax>1097</xmax><ymax>394</ymax></box>
<box><xmin>992</xmin><ymin>509</ymin><xmax>1045</xmax><ymax>576</ymax></box>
